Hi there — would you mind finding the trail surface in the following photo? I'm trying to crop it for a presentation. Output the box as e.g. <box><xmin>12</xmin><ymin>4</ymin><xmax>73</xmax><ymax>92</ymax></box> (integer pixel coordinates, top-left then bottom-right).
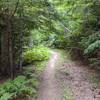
<box><xmin>37</xmin><ymin>51</ymin><xmax>100</xmax><ymax>100</ymax></box>
<box><xmin>37</xmin><ymin>51</ymin><xmax>61</xmax><ymax>100</ymax></box>
<box><xmin>59</xmin><ymin>60</ymin><xmax>100</xmax><ymax>100</ymax></box>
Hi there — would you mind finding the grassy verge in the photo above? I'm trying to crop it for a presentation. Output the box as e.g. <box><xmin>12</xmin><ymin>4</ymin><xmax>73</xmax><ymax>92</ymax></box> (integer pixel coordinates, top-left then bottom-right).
<box><xmin>89</xmin><ymin>74</ymin><xmax>100</xmax><ymax>88</ymax></box>
<box><xmin>53</xmin><ymin>49</ymin><xmax>71</xmax><ymax>60</ymax></box>
<box><xmin>0</xmin><ymin>75</ymin><xmax>38</xmax><ymax>100</ymax></box>
<box><xmin>34</xmin><ymin>60</ymin><xmax>48</xmax><ymax>73</ymax></box>
<box><xmin>22</xmin><ymin>55</ymin><xmax>50</xmax><ymax>100</ymax></box>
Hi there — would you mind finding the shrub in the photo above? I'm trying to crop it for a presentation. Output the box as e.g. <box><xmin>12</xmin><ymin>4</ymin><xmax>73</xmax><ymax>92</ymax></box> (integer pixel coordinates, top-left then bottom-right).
<box><xmin>0</xmin><ymin>76</ymin><xmax>38</xmax><ymax>100</ymax></box>
<box><xmin>23</xmin><ymin>46</ymin><xmax>50</xmax><ymax>64</ymax></box>
<box><xmin>84</xmin><ymin>40</ymin><xmax>100</xmax><ymax>55</ymax></box>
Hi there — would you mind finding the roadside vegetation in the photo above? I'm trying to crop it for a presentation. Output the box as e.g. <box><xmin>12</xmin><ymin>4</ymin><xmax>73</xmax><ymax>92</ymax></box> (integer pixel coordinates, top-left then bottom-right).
<box><xmin>0</xmin><ymin>0</ymin><xmax>100</xmax><ymax>100</ymax></box>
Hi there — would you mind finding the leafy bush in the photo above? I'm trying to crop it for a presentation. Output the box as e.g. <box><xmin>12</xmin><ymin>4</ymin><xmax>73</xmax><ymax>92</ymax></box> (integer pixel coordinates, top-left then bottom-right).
<box><xmin>84</xmin><ymin>40</ymin><xmax>100</xmax><ymax>55</ymax></box>
<box><xmin>23</xmin><ymin>46</ymin><xmax>50</xmax><ymax>64</ymax></box>
<box><xmin>83</xmin><ymin>40</ymin><xmax>100</xmax><ymax>68</ymax></box>
<box><xmin>0</xmin><ymin>76</ymin><xmax>38</xmax><ymax>100</ymax></box>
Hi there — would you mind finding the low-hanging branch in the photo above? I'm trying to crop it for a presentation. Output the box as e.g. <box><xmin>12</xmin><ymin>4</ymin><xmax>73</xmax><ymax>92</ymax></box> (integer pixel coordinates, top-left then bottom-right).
<box><xmin>59</xmin><ymin>21</ymin><xmax>71</xmax><ymax>32</ymax></box>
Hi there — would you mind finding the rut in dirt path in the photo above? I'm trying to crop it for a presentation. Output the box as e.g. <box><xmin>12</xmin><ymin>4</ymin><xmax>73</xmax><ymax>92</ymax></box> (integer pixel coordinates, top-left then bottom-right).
<box><xmin>60</xmin><ymin>60</ymin><xmax>100</xmax><ymax>100</ymax></box>
<box><xmin>37</xmin><ymin>51</ymin><xmax>61</xmax><ymax>100</ymax></box>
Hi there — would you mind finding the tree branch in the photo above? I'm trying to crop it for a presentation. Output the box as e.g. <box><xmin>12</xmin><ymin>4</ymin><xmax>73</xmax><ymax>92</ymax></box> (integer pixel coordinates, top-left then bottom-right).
<box><xmin>10</xmin><ymin>0</ymin><xmax>20</xmax><ymax>19</ymax></box>
<box><xmin>59</xmin><ymin>21</ymin><xmax>71</xmax><ymax>32</ymax></box>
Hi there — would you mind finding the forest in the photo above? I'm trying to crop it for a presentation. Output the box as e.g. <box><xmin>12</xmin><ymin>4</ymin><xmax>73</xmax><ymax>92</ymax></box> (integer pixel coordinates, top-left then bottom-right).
<box><xmin>0</xmin><ymin>0</ymin><xmax>100</xmax><ymax>100</ymax></box>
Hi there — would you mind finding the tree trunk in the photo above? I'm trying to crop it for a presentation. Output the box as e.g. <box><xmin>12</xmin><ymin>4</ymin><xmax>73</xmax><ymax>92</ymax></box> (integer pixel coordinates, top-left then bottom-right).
<box><xmin>0</xmin><ymin>15</ymin><xmax>10</xmax><ymax>76</ymax></box>
<box><xmin>7</xmin><ymin>16</ymin><xmax>14</xmax><ymax>78</ymax></box>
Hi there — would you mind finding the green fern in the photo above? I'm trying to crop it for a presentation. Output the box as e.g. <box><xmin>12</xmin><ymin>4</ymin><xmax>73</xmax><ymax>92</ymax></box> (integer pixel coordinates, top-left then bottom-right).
<box><xmin>0</xmin><ymin>93</ymin><xmax>13</xmax><ymax>100</ymax></box>
<box><xmin>84</xmin><ymin>40</ymin><xmax>100</xmax><ymax>54</ymax></box>
<box><xmin>0</xmin><ymin>75</ymin><xmax>38</xmax><ymax>100</ymax></box>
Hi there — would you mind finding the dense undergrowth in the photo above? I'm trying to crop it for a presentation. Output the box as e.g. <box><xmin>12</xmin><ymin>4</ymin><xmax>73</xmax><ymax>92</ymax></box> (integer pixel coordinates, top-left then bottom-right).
<box><xmin>0</xmin><ymin>46</ymin><xmax>50</xmax><ymax>100</ymax></box>
<box><xmin>23</xmin><ymin>46</ymin><xmax>50</xmax><ymax>65</ymax></box>
<box><xmin>52</xmin><ymin>0</ymin><xmax>100</xmax><ymax>69</ymax></box>
<box><xmin>0</xmin><ymin>76</ymin><xmax>38</xmax><ymax>100</ymax></box>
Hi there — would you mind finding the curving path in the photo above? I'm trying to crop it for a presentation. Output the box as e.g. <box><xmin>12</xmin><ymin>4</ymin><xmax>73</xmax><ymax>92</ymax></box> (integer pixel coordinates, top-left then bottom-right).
<box><xmin>37</xmin><ymin>50</ymin><xmax>100</xmax><ymax>100</ymax></box>
<box><xmin>37</xmin><ymin>51</ymin><xmax>61</xmax><ymax>100</ymax></box>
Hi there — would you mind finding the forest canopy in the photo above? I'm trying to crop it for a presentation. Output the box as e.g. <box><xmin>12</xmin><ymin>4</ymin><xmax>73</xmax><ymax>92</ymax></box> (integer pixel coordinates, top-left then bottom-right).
<box><xmin>0</xmin><ymin>0</ymin><xmax>100</xmax><ymax>77</ymax></box>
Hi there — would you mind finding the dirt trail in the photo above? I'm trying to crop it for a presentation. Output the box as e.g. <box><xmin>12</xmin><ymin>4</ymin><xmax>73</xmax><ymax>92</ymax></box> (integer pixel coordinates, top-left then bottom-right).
<box><xmin>37</xmin><ymin>51</ymin><xmax>100</xmax><ymax>100</ymax></box>
<box><xmin>59</xmin><ymin>60</ymin><xmax>100</xmax><ymax>100</ymax></box>
<box><xmin>37</xmin><ymin>51</ymin><xmax>61</xmax><ymax>100</ymax></box>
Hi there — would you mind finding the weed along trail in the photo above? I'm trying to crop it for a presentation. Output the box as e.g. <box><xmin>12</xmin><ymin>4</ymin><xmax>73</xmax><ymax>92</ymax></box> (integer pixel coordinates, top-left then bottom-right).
<box><xmin>37</xmin><ymin>51</ymin><xmax>61</xmax><ymax>100</ymax></box>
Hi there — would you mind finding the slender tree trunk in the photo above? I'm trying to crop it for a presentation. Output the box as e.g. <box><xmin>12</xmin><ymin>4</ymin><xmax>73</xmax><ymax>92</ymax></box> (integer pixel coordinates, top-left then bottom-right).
<box><xmin>7</xmin><ymin>16</ymin><xmax>14</xmax><ymax>79</ymax></box>
<box><xmin>19</xmin><ymin>31</ymin><xmax>23</xmax><ymax>72</ymax></box>
<box><xmin>19</xmin><ymin>10</ymin><xmax>23</xmax><ymax>73</ymax></box>
<box><xmin>1</xmin><ymin>14</ymin><xmax>9</xmax><ymax>76</ymax></box>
